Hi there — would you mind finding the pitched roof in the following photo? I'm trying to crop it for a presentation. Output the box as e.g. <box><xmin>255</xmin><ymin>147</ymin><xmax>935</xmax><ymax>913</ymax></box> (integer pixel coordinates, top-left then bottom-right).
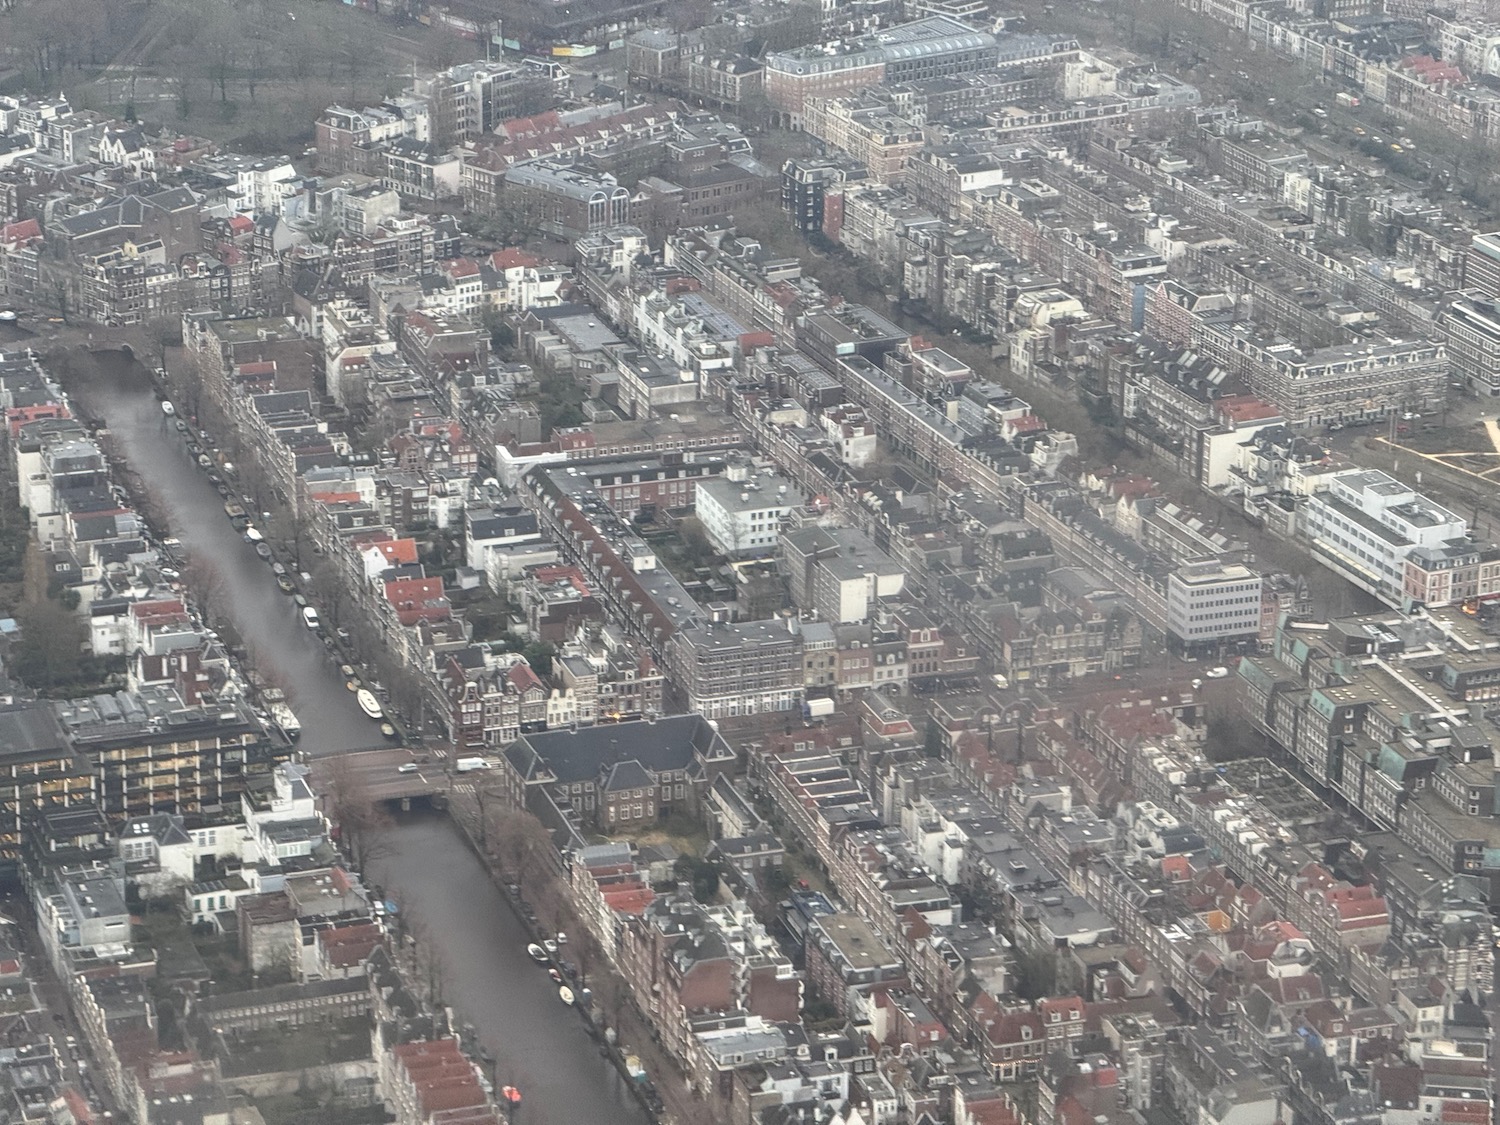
<box><xmin>603</xmin><ymin>759</ymin><xmax>654</xmax><ymax>792</ymax></box>
<box><xmin>505</xmin><ymin>714</ymin><xmax>730</xmax><ymax>785</ymax></box>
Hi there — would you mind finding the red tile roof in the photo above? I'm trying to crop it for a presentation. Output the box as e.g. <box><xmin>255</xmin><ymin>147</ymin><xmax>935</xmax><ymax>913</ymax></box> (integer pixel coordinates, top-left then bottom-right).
<box><xmin>1</xmin><ymin>218</ymin><xmax>42</xmax><ymax>245</ymax></box>
<box><xmin>490</xmin><ymin>248</ymin><xmax>541</xmax><ymax>271</ymax></box>
<box><xmin>369</xmin><ymin>538</ymin><xmax>420</xmax><ymax>565</ymax></box>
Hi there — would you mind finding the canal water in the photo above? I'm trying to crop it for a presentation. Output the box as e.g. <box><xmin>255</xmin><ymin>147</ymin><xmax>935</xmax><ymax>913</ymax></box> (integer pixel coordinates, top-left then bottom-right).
<box><xmin>371</xmin><ymin>812</ymin><xmax>651</xmax><ymax>1125</ymax></box>
<box><xmin>59</xmin><ymin>347</ymin><xmax>649</xmax><ymax>1125</ymax></box>
<box><xmin>67</xmin><ymin>350</ymin><xmax>379</xmax><ymax>754</ymax></box>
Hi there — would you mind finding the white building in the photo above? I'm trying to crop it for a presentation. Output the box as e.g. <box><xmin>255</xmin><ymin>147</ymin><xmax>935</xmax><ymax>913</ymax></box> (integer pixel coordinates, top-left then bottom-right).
<box><xmin>822</xmin><ymin>404</ymin><xmax>877</xmax><ymax>468</ymax></box>
<box><xmin>1165</xmin><ymin>560</ymin><xmax>1263</xmax><ymax>650</ymax></box>
<box><xmin>322</xmin><ymin>299</ymin><xmax>399</xmax><ymax>407</ymax></box>
<box><xmin>1298</xmin><ymin>469</ymin><xmax>1468</xmax><ymax>605</ymax></box>
<box><xmin>232</xmin><ymin>158</ymin><xmax>300</xmax><ymax>215</ymax></box>
<box><xmin>696</xmin><ymin>465</ymin><xmax>801</xmax><ymax>558</ymax></box>
<box><xmin>632</xmin><ymin>289</ymin><xmax>742</xmax><ymax>377</ymax></box>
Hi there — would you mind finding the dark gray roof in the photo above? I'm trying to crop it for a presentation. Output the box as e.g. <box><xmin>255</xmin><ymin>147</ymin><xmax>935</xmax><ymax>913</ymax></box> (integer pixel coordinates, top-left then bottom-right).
<box><xmin>0</xmin><ymin>704</ymin><xmax>68</xmax><ymax>762</ymax></box>
<box><xmin>506</xmin><ymin>714</ymin><xmax>731</xmax><ymax>785</ymax></box>
<box><xmin>709</xmin><ymin>832</ymin><xmax>784</xmax><ymax>857</ymax></box>
<box><xmin>603</xmin><ymin>759</ymin><xmax>654</xmax><ymax>792</ymax></box>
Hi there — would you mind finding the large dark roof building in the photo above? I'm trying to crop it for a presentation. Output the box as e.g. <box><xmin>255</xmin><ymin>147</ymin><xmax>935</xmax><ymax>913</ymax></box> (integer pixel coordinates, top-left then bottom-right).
<box><xmin>500</xmin><ymin>714</ymin><xmax>735</xmax><ymax>838</ymax></box>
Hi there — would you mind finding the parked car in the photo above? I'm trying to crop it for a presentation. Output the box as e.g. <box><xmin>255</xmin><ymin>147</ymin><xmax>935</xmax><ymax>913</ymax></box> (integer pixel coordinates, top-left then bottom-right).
<box><xmin>1205</xmin><ymin>666</ymin><xmax>1230</xmax><ymax>679</ymax></box>
<box><xmin>254</xmin><ymin>542</ymin><xmax>272</xmax><ymax>561</ymax></box>
<box><xmin>301</xmin><ymin>606</ymin><xmax>320</xmax><ymax>629</ymax></box>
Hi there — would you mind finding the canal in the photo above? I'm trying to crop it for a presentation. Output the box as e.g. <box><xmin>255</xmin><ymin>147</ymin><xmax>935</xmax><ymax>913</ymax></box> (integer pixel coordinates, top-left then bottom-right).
<box><xmin>67</xmin><ymin>350</ymin><xmax>379</xmax><ymax>755</ymax></box>
<box><xmin>59</xmin><ymin>347</ymin><xmax>648</xmax><ymax>1125</ymax></box>
<box><xmin>371</xmin><ymin>813</ymin><xmax>651</xmax><ymax>1125</ymax></box>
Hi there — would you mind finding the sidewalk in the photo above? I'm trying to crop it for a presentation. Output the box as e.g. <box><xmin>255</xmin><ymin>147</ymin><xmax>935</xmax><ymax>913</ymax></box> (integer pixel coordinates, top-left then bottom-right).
<box><xmin>443</xmin><ymin>789</ymin><xmax>707</xmax><ymax>1125</ymax></box>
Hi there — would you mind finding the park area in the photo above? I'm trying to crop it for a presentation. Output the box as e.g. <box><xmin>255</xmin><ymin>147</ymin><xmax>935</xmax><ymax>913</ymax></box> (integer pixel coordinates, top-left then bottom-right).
<box><xmin>2</xmin><ymin>0</ymin><xmax>471</xmax><ymax>153</ymax></box>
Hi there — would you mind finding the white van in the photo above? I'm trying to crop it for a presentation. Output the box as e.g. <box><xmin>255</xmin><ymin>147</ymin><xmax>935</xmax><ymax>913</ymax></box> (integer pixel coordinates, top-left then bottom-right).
<box><xmin>301</xmin><ymin>606</ymin><xmax>320</xmax><ymax>629</ymax></box>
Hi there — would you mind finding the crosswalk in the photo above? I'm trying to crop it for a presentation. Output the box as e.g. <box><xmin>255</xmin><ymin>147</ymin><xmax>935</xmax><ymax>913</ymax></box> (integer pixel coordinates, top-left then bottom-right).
<box><xmin>453</xmin><ymin>782</ymin><xmax>476</xmax><ymax>795</ymax></box>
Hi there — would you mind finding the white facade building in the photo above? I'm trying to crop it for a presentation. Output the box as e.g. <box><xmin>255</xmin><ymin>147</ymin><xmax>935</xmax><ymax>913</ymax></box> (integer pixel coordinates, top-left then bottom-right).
<box><xmin>696</xmin><ymin>467</ymin><xmax>801</xmax><ymax>558</ymax></box>
<box><xmin>1298</xmin><ymin>469</ymin><xmax>1468</xmax><ymax>605</ymax></box>
<box><xmin>1165</xmin><ymin>560</ymin><xmax>1263</xmax><ymax>649</ymax></box>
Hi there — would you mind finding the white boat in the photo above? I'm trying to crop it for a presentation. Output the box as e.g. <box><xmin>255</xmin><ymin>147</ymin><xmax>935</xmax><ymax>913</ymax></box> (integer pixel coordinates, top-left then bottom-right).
<box><xmin>527</xmin><ymin>943</ymin><xmax>548</xmax><ymax>963</ymax></box>
<box><xmin>161</xmin><ymin>401</ymin><xmax>175</xmax><ymax>416</ymax></box>
<box><xmin>269</xmin><ymin>702</ymin><xmax>301</xmax><ymax>742</ymax></box>
<box><xmin>357</xmin><ymin>689</ymin><xmax>384</xmax><ymax>720</ymax></box>
<box><xmin>558</xmin><ymin>986</ymin><xmax>575</xmax><ymax>1006</ymax></box>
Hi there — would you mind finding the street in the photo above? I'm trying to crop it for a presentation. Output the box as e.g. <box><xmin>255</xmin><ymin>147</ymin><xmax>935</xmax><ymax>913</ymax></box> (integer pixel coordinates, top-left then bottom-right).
<box><xmin>58</xmin><ymin>348</ymin><xmax>650</xmax><ymax>1125</ymax></box>
<box><xmin>67</xmin><ymin>351</ymin><xmax>380</xmax><ymax>757</ymax></box>
<box><xmin>370</xmin><ymin>813</ymin><xmax>652</xmax><ymax>1125</ymax></box>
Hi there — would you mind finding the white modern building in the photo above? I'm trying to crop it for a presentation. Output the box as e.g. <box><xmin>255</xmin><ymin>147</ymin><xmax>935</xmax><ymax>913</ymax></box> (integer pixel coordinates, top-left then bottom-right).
<box><xmin>1298</xmin><ymin>469</ymin><xmax>1468</xmax><ymax>605</ymax></box>
<box><xmin>696</xmin><ymin>466</ymin><xmax>801</xmax><ymax>558</ymax></box>
<box><xmin>1165</xmin><ymin>560</ymin><xmax>1263</xmax><ymax>650</ymax></box>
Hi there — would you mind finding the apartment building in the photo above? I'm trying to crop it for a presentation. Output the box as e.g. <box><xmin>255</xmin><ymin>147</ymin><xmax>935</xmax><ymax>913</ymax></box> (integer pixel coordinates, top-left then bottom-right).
<box><xmin>802</xmin><ymin>97</ymin><xmax>927</xmax><ymax>184</ymax></box>
<box><xmin>1298</xmin><ymin>469</ymin><xmax>1470</xmax><ymax>608</ymax></box>
<box><xmin>1441</xmin><ymin>290</ymin><xmax>1500</xmax><ymax>396</ymax></box>
<box><xmin>664</xmin><ymin>620</ymin><xmax>805</xmax><ymax>718</ymax></box>
<box><xmin>53</xmin><ymin>687</ymin><xmax>283</xmax><ymax>822</ymax></box>
<box><xmin>0</xmin><ymin>704</ymin><xmax>94</xmax><ymax>874</ymax></box>
<box><xmin>1164</xmin><ymin>560</ymin><xmax>1263</xmax><ymax>652</ymax></box>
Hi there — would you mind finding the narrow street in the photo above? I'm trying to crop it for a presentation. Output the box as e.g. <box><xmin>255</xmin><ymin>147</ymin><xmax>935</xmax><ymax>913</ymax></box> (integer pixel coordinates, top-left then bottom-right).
<box><xmin>67</xmin><ymin>352</ymin><xmax>379</xmax><ymax>756</ymax></box>
<box><xmin>57</xmin><ymin>347</ymin><xmax>651</xmax><ymax>1125</ymax></box>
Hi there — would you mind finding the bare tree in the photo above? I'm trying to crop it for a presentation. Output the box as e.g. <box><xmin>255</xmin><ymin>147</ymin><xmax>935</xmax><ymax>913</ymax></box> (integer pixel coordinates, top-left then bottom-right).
<box><xmin>319</xmin><ymin>753</ymin><xmax>393</xmax><ymax>871</ymax></box>
<box><xmin>489</xmin><ymin>809</ymin><xmax>560</xmax><ymax>892</ymax></box>
<box><xmin>183</xmin><ymin>556</ymin><xmax>227</xmax><ymax>630</ymax></box>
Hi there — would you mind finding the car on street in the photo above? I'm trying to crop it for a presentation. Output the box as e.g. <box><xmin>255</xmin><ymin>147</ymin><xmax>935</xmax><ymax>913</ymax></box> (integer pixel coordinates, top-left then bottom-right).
<box><xmin>276</xmin><ymin>575</ymin><xmax>296</xmax><ymax>594</ymax></box>
<box><xmin>398</xmin><ymin>763</ymin><xmax>419</xmax><ymax>774</ymax></box>
<box><xmin>1205</xmin><ymin>666</ymin><xmax>1230</xmax><ymax>679</ymax></box>
<box><xmin>301</xmin><ymin>606</ymin><xmax>320</xmax><ymax>629</ymax></box>
<box><xmin>254</xmin><ymin>542</ymin><xmax>272</xmax><ymax>560</ymax></box>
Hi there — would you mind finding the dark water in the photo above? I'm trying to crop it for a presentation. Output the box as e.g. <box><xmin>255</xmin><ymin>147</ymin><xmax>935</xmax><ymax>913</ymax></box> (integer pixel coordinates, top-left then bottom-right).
<box><xmin>68</xmin><ymin>351</ymin><xmax>379</xmax><ymax>755</ymax></box>
<box><xmin>371</xmin><ymin>814</ymin><xmax>652</xmax><ymax>1125</ymax></box>
<box><xmin>69</xmin><ymin>353</ymin><xmax>650</xmax><ymax>1125</ymax></box>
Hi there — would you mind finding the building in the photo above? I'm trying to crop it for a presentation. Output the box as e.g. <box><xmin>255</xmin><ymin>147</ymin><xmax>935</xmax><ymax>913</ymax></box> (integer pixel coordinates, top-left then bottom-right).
<box><xmin>619</xmin><ymin>888</ymin><xmax>801</xmax><ymax>1076</ymax></box>
<box><xmin>413</xmin><ymin>61</ymin><xmax>549</xmax><ymax>142</ymax></box>
<box><xmin>1462</xmin><ymin>231</ymin><xmax>1500</xmax><ymax>300</ymax></box>
<box><xmin>782</xmin><ymin>525</ymin><xmax>907</xmax><ymax>624</ymax></box>
<box><xmin>494</xmin><ymin>161</ymin><xmax>630</xmax><ymax>241</ymax></box>
<box><xmin>765</xmin><ymin>16</ymin><xmax>1002</xmax><ymax>126</ymax></box>
<box><xmin>0</xmin><ymin>704</ymin><xmax>93</xmax><ymax>874</ymax></box>
<box><xmin>33</xmin><ymin>862</ymin><xmax>130</xmax><ymax>975</ymax></box>
<box><xmin>664</xmin><ymin>620</ymin><xmax>805</xmax><ymax>719</ymax></box>
<box><xmin>1164</xmin><ymin>560</ymin><xmax>1264</xmax><ymax>653</ymax></box>
<box><xmin>499</xmin><ymin>714</ymin><xmax>735</xmax><ymax>829</ymax></box>
<box><xmin>803</xmin><ymin>912</ymin><xmax>908</xmax><ymax>1019</ymax></box>
<box><xmin>1297</xmin><ymin>469</ymin><xmax>1474</xmax><ymax>609</ymax></box>
<box><xmin>1441</xmin><ymin>290</ymin><xmax>1500</xmax><ymax>397</ymax></box>
<box><xmin>53</xmin><ymin>687</ymin><xmax>285</xmax><ymax>822</ymax></box>
<box><xmin>695</xmin><ymin>468</ymin><xmax>801</xmax><ymax>558</ymax></box>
